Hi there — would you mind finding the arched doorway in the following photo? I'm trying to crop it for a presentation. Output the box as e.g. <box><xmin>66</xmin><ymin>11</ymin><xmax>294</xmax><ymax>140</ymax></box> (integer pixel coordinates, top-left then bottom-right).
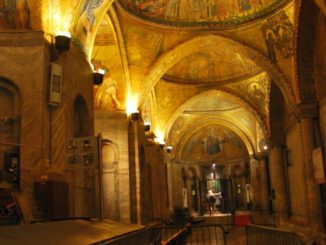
<box><xmin>0</xmin><ymin>77</ymin><xmax>21</xmax><ymax>191</ymax></box>
<box><xmin>101</xmin><ymin>139</ymin><xmax>120</xmax><ymax>220</ymax></box>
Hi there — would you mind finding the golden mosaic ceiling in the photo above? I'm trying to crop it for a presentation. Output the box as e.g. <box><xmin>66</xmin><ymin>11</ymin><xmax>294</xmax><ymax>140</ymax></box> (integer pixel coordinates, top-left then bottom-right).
<box><xmin>118</xmin><ymin>0</ymin><xmax>289</xmax><ymax>27</ymax></box>
<box><xmin>164</xmin><ymin>47</ymin><xmax>260</xmax><ymax>84</ymax></box>
<box><xmin>179</xmin><ymin>124</ymin><xmax>248</xmax><ymax>163</ymax></box>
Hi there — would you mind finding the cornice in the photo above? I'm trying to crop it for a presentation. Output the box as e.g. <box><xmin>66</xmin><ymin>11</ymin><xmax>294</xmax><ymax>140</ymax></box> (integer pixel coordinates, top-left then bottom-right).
<box><xmin>0</xmin><ymin>31</ymin><xmax>45</xmax><ymax>46</ymax></box>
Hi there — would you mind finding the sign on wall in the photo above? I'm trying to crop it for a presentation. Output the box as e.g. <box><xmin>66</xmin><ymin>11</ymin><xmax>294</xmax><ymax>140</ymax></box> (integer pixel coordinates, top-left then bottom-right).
<box><xmin>312</xmin><ymin>147</ymin><xmax>326</xmax><ymax>184</ymax></box>
<box><xmin>49</xmin><ymin>63</ymin><xmax>63</xmax><ymax>106</ymax></box>
<box><xmin>66</xmin><ymin>136</ymin><xmax>100</xmax><ymax>167</ymax></box>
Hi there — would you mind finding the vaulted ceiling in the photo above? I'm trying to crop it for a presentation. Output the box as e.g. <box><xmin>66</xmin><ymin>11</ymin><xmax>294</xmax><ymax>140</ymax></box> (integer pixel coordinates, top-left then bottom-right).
<box><xmin>1</xmin><ymin>0</ymin><xmax>314</xmax><ymax>162</ymax></box>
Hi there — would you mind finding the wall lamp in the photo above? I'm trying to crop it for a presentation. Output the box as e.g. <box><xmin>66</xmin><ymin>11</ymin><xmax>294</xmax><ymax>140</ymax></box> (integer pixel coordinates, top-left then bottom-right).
<box><xmin>130</xmin><ymin>111</ymin><xmax>140</xmax><ymax>121</ymax></box>
<box><xmin>166</xmin><ymin>146</ymin><xmax>173</xmax><ymax>153</ymax></box>
<box><xmin>55</xmin><ymin>31</ymin><xmax>71</xmax><ymax>52</ymax></box>
<box><xmin>155</xmin><ymin>137</ymin><xmax>165</xmax><ymax>149</ymax></box>
<box><xmin>93</xmin><ymin>69</ymin><xmax>105</xmax><ymax>85</ymax></box>
<box><xmin>144</xmin><ymin>122</ymin><xmax>151</xmax><ymax>132</ymax></box>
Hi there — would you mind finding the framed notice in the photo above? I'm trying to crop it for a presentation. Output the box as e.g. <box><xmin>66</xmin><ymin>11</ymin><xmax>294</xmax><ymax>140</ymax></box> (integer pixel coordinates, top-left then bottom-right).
<box><xmin>49</xmin><ymin>63</ymin><xmax>63</xmax><ymax>106</ymax></box>
<box><xmin>312</xmin><ymin>147</ymin><xmax>326</xmax><ymax>184</ymax></box>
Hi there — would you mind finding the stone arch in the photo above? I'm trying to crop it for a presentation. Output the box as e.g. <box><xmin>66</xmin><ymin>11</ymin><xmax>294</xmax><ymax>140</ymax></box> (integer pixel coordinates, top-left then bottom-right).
<box><xmin>174</xmin><ymin>118</ymin><xmax>254</xmax><ymax>162</ymax></box>
<box><xmin>85</xmin><ymin>2</ymin><xmax>131</xmax><ymax>109</ymax></box>
<box><xmin>140</xmin><ymin>34</ymin><xmax>296</xmax><ymax>109</ymax></box>
<box><xmin>296</xmin><ymin>0</ymin><xmax>319</xmax><ymax>102</ymax></box>
<box><xmin>164</xmin><ymin>89</ymin><xmax>267</xmax><ymax>140</ymax></box>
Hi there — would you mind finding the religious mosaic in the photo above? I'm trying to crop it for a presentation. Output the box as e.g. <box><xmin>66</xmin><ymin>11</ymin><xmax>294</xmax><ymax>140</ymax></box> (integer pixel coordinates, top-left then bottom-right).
<box><xmin>119</xmin><ymin>0</ymin><xmax>289</xmax><ymax>26</ymax></box>
<box><xmin>0</xmin><ymin>0</ymin><xmax>31</xmax><ymax>29</ymax></box>
<box><xmin>227</xmin><ymin>72</ymin><xmax>270</xmax><ymax>116</ymax></box>
<box><xmin>164</xmin><ymin>48</ymin><xmax>258</xmax><ymax>84</ymax></box>
<box><xmin>261</xmin><ymin>10</ymin><xmax>294</xmax><ymax>62</ymax></box>
<box><xmin>77</xmin><ymin>0</ymin><xmax>104</xmax><ymax>35</ymax></box>
<box><xmin>125</xmin><ymin>26</ymin><xmax>164</xmax><ymax>67</ymax></box>
<box><xmin>181</xmin><ymin>125</ymin><xmax>246</xmax><ymax>162</ymax></box>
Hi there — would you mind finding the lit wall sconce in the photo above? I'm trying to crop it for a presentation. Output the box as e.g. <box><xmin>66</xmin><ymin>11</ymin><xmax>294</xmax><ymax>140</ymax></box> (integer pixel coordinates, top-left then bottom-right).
<box><xmin>166</xmin><ymin>146</ymin><xmax>172</xmax><ymax>153</ymax></box>
<box><xmin>55</xmin><ymin>31</ymin><xmax>71</xmax><ymax>52</ymax></box>
<box><xmin>130</xmin><ymin>111</ymin><xmax>139</xmax><ymax>121</ymax></box>
<box><xmin>93</xmin><ymin>69</ymin><xmax>105</xmax><ymax>85</ymax></box>
<box><xmin>144</xmin><ymin>122</ymin><xmax>151</xmax><ymax>132</ymax></box>
<box><xmin>259</xmin><ymin>138</ymin><xmax>272</xmax><ymax>153</ymax></box>
<box><xmin>155</xmin><ymin>137</ymin><xmax>165</xmax><ymax>148</ymax></box>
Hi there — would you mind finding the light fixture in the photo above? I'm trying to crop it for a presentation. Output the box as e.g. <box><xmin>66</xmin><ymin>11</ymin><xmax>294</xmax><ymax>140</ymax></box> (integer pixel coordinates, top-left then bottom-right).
<box><xmin>55</xmin><ymin>31</ymin><xmax>71</xmax><ymax>52</ymax></box>
<box><xmin>130</xmin><ymin>111</ymin><xmax>139</xmax><ymax>121</ymax></box>
<box><xmin>144</xmin><ymin>122</ymin><xmax>151</xmax><ymax>132</ymax></box>
<box><xmin>154</xmin><ymin>137</ymin><xmax>165</xmax><ymax>148</ymax></box>
<box><xmin>93</xmin><ymin>69</ymin><xmax>105</xmax><ymax>85</ymax></box>
<box><xmin>259</xmin><ymin>138</ymin><xmax>272</xmax><ymax>153</ymax></box>
<box><xmin>166</xmin><ymin>146</ymin><xmax>172</xmax><ymax>153</ymax></box>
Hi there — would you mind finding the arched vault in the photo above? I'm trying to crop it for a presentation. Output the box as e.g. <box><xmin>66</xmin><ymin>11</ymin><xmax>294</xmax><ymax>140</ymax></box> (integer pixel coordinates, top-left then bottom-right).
<box><xmin>140</xmin><ymin>34</ymin><xmax>295</xmax><ymax>109</ymax></box>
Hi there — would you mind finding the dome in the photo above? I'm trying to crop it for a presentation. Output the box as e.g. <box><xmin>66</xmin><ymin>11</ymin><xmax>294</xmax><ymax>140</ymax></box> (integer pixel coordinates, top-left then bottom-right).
<box><xmin>118</xmin><ymin>0</ymin><xmax>289</xmax><ymax>27</ymax></box>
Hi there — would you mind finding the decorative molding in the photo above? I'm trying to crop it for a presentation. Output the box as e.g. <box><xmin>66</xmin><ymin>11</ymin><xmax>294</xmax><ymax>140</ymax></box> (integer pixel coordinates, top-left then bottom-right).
<box><xmin>286</xmin><ymin>102</ymin><xmax>319</xmax><ymax>131</ymax></box>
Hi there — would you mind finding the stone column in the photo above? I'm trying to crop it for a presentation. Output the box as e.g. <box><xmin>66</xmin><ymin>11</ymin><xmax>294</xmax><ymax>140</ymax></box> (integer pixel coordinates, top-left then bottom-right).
<box><xmin>300</xmin><ymin>117</ymin><xmax>324</xmax><ymax>230</ymax></box>
<box><xmin>249</xmin><ymin>156</ymin><xmax>262</xmax><ymax>212</ymax></box>
<box><xmin>258</xmin><ymin>157</ymin><xmax>270</xmax><ymax>214</ymax></box>
<box><xmin>269</xmin><ymin>147</ymin><xmax>287</xmax><ymax>223</ymax></box>
<box><xmin>166</xmin><ymin>156</ymin><xmax>174</xmax><ymax>210</ymax></box>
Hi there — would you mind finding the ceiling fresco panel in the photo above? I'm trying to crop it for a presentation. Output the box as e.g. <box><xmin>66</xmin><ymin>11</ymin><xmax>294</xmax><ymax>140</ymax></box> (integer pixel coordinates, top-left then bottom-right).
<box><xmin>164</xmin><ymin>47</ymin><xmax>259</xmax><ymax>84</ymax></box>
<box><xmin>118</xmin><ymin>0</ymin><xmax>289</xmax><ymax>27</ymax></box>
<box><xmin>180</xmin><ymin>125</ymin><xmax>248</xmax><ymax>163</ymax></box>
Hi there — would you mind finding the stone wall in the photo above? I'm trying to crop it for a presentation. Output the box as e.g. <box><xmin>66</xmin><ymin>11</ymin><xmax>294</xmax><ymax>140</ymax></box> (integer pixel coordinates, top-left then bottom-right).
<box><xmin>95</xmin><ymin>111</ymin><xmax>130</xmax><ymax>223</ymax></box>
<box><xmin>0</xmin><ymin>31</ymin><xmax>94</xmax><ymax>218</ymax></box>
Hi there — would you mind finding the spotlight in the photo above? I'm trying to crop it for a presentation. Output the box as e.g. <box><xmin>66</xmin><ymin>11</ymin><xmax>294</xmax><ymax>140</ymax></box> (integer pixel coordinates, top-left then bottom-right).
<box><xmin>55</xmin><ymin>31</ymin><xmax>71</xmax><ymax>52</ymax></box>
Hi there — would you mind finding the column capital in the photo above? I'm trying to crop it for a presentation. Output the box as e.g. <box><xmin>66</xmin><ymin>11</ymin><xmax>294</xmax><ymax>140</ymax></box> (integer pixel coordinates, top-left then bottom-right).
<box><xmin>286</xmin><ymin>102</ymin><xmax>319</xmax><ymax>131</ymax></box>
<box><xmin>288</xmin><ymin>102</ymin><xmax>319</xmax><ymax>120</ymax></box>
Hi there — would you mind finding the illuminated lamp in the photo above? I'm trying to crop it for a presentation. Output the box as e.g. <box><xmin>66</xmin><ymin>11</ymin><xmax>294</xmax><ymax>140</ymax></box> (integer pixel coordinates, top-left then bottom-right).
<box><xmin>166</xmin><ymin>146</ymin><xmax>172</xmax><ymax>153</ymax></box>
<box><xmin>130</xmin><ymin>111</ymin><xmax>140</xmax><ymax>121</ymax></box>
<box><xmin>259</xmin><ymin>138</ymin><xmax>272</xmax><ymax>153</ymax></box>
<box><xmin>93</xmin><ymin>69</ymin><xmax>105</xmax><ymax>85</ymax></box>
<box><xmin>144</xmin><ymin>122</ymin><xmax>151</xmax><ymax>132</ymax></box>
<box><xmin>55</xmin><ymin>31</ymin><xmax>71</xmax><ymax>52</ymax></box>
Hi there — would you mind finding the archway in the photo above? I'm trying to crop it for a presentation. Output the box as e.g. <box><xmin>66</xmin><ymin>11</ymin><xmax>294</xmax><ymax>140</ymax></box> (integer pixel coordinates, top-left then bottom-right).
<box><xmin>140</xmin><ymin>34</ymin><xmax>296</xmax><ymax>110</ymax></box>
<box><xmin>0</xmin><ymin>77</ymin><xmax>21</xmax><ymax>190</ymax></box>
